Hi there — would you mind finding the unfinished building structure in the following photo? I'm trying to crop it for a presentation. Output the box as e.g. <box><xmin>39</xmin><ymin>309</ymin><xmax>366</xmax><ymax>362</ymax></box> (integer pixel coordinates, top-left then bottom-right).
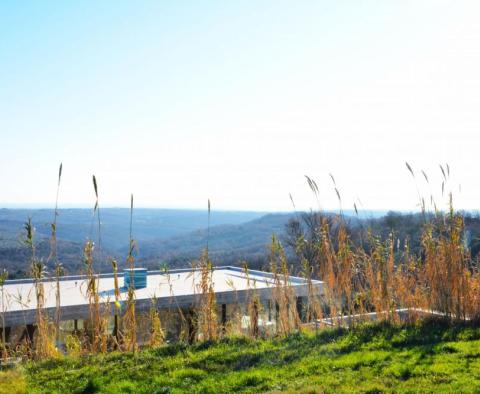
<box><xmin>0</xmin><ymin>266</ymin><xmax>324</xmax><ymax>348</ymax></box>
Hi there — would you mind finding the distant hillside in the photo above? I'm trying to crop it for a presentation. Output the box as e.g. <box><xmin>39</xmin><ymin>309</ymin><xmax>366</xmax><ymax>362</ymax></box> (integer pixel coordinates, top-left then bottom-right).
<box><xmin>0</xmin><ymin>208</ymin><xmax>273</xmax><ymax>278</ymax></box>
<box><xmin>0</xmin><ymin>238</ymin><xmax>85</xmax><ymax>278</ymax></box>
<box><xmin>4</xmin><ymin>209</ymin><xmax>480</xmax><ymax>279</ymax></box>
<box><xmin>0</xmin><ymin>212</ymin><xmax>295</xmax><ymax>278</ymax></box>
<box><xmin>0</xmin><ymin>208</ymin><xmax>265</xmax><ymax>250</ymax></box>
<box><xmin>136</xmin><ymin>213</ymin><xmax>296</xmax><ymax>270</ymax></box>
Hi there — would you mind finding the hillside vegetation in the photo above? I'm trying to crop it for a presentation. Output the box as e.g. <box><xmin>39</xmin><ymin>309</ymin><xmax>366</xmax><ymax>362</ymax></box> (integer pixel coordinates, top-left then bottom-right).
<box><xmin>2</xmin><ymin>319</ymin><xmax>480</xmax><ymax>393</ymax></box>
<box><xmin>3</xmin><ymin>208</ymin><xmax>480</xmax><ymax>278</ymax></box>
<box><xmin>0</xmin><ymin>208</ymin><xmax>269</xmax><ymax>277</ymax></box>
<box><xmin>0</xmin><ymin>208</ymin><xmax>265</xmax><ymax>249</ymax></box>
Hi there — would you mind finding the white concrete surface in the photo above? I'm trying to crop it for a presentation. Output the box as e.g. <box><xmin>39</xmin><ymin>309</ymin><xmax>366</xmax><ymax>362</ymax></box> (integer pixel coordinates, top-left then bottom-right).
<box><xmin>0</xmin><ymin>267</ymin><xmax>322</xmax><ymax>314</ymax></box>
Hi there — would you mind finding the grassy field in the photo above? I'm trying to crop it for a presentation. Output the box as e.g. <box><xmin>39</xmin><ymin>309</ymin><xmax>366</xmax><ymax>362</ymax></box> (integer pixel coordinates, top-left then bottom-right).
<box><xmin>1</xmin><ymin>319</ymin><xmax>480</xmax><ymax>393</ymax></box>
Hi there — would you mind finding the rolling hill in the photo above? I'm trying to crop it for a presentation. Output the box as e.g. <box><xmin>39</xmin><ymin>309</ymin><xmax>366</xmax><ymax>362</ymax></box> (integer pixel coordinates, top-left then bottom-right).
<box><xmin>0</xmin><ymin>209</ymin><xmax>291</xmax><ymax>278</ymax></box>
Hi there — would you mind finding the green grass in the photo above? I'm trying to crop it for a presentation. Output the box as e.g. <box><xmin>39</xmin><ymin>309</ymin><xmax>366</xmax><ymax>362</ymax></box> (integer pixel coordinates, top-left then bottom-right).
<box><xmin>3</xmin><ymin>319</ymin><xmax>480</xmax><ymax>393</ymax></box>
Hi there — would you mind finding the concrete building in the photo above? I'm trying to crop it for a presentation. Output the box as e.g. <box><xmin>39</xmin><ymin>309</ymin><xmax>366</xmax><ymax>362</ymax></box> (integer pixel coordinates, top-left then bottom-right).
<box><xmin>0</xmin><ymin>266</ymin><xmax>324</xmax><ymax>346</ymax></box>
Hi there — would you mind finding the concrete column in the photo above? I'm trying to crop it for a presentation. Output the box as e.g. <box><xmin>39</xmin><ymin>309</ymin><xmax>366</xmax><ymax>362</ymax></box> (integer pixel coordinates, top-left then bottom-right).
<box><xmin>18</xmin><ymin>324</ymin><xmax>36</xmax><ymax>347</ymax></box>
<box><xmin>0</xmin><ymin>326</ymin><xmax>11</xmax><ymax>344</ymax></box>
<box><xmin>112</xmin><ymin>316</ymin><xmax>118</xmax><ymax>338</ymax></box>
<box><xmin>275</xmin><ymin>302</ymin><xmax>280</xmax><ymax>326</ymax></box>
<box><xmin>221</xmin><ymin>304</ymin><xmax>227</xmax><ymax>333</ymax></box>
<box><xmin>73</xmin><ymin>319</ymin><xmax>79</xmax><ymax>334</ymax></box>
<box><xmin>186</xmin><ymin>308</ymin><xmax>197</xmax><ymax>344</ymax></box>
<box><xmin>251</xmin><ymin>300</ymin><xmax>259</xmax><ymax>338</ymax></box>
<box><xmin>296</xmin><ymin>296</ymin><xmax>305</xmax><ymax>322</ymax></box>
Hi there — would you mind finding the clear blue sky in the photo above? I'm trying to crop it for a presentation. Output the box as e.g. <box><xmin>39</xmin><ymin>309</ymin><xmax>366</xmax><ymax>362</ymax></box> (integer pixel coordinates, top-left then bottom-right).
<box><xmin>1</xmin><ymin>1</ymin><xmax>480</xmax><ymax>211</ymax></box>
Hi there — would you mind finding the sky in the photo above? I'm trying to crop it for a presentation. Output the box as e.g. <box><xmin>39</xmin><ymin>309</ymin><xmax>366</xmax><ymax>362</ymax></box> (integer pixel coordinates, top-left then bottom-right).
<box><xmin>1</xmin><ymin>1</ymin><xmax>480</xmax><ymax>212</ymax></box>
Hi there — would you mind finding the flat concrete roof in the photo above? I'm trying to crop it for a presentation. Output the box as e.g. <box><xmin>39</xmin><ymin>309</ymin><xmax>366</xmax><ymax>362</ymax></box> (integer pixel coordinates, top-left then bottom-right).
<box><xmin>0</xmin><ymin>267</ymin><xmax>324</xmax><ymax>327</ymax></box>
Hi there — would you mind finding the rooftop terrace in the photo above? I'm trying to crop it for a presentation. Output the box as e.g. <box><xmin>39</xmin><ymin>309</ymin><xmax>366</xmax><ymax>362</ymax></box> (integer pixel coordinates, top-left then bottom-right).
<box><xmin>0</xmin><ymin>266</ymin><xmax>324</xmax><ymax>327</ymax></box>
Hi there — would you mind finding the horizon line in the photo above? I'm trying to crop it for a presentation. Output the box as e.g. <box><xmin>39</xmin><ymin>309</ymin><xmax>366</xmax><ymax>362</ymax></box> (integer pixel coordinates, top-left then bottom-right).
<box><xmin>1</xmin><ymin>204</ymin><xmax>474</xmax><ymax>215</ymax></box>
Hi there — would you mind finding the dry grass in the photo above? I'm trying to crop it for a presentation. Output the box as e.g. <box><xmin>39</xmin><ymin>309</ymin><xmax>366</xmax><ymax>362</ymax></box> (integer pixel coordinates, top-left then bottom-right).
<box><xmin>196</xmin><ymin>250</ymin><xmax>218</xmax><ymax>342</ymax></box>
<box><xmin>83</xmin><ymin>240</ymin><xmax>104</xmax><ymax>353</ymax></box>
<box><xmin>123</xmin><ymin>194</ymin><xmax>138</xmax><ymax>352</ymax></box>
<box><xmin>0</xmin><ymin>269</ymin><xmax>8</xmax><ymax>360</ymax></box>
<box><xmin>268</xmin><ymin>235</ymin><xmax>301</xmax><ymax>336</ymax></box>
<box><xmin>148</xmin><ymin>297</ymin><xmax>164</xmax><ymax>348</ymax></box>
<box><xmin>25</xmin><ymin>219</ymin><xmax>58</xmax><ymax>359</ymax></box>
<box><xmin>47</xmin><ymin>163</ymin><xmax>63</xmax><ymax>344</ymax></box>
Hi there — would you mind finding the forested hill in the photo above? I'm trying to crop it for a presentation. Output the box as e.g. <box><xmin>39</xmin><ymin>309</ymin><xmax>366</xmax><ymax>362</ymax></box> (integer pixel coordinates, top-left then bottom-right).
<box><xmin>0</xmin><ymin>208</ymin><xmax>280</xmax><ymax>278</ymax></box>
<box><xmin>2</xmin><ymin>209</ymin><xmax>480</xmax><ymax>279</ymax></box>
<box><xmin>0</xmin><ymin>208</ymin><xmax>265</xmax><ymax>249</ymax></box>
<box><xmin>0</xmin><ymin>208</ymin><xmax>267</xmax><ymax>277</ymax></box>
<box><xmin>135</xmin><ymin>213</ymin><xmax>296</xmax><ymax>271</ymax></box>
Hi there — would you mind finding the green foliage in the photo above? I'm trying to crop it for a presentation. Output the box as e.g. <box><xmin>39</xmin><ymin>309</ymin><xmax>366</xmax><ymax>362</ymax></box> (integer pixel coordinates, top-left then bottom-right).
<box><xmin>3</xmin><ymin>320</ymin><xmax>480</xmax><ymax>393</ymax></box>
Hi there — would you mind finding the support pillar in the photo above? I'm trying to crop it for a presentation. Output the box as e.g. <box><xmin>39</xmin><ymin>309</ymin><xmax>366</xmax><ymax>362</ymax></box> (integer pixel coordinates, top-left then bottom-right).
<box><xmin>26</xmin><ymin>324</ymin><xmax>36</xmax><ymax>343</ymax></box>
<box><xmin>275</xmin><ymin>302</ymin><xmax>280</xmax><ymax>326</ymax></box>
<box><xmin>112</xmin><ymin>316</ymin><xmax>118</xmax><ymax>337</ymax></box>
<box><xmin>296</xmin><ymin>296</ymin><xmax>305</xmax><ymax>322</ymax></box>
<box><xmin>221</xmin><ymin>304</ymin><xmax>227</xmax><ymax>333</ymax></box>
<box><xmin>18</xmin><ymin>324</ymin><xmax>36</xmax><ymax>348</ymax></box>
<box><xmin>73</xmin><ymin>319</ymin><xmax>79</xmax><ymax>334</ymax></box>
<box><xmin>251</xmin><ymin>300</ymin><xmax>259</xmax><ymax>338</ymax></box>
<box><xmin>186</xmin><ymin>308</ymin><xmax>197</xmax><ymax>345</ymax></box>
<box><xmin>0</xmin><ymin>326</ymin><xmax>11</xmax><ymax>344</ymax></box>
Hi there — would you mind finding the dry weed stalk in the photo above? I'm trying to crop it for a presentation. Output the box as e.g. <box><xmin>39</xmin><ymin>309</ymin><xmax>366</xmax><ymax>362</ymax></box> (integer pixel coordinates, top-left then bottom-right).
<box><xmin>25</xmin><ymin>219</ymin><xmax>58</xmax><ymax>359</ymax></box>
<box><xmin>299</xmin><ymin>257</ymin><xmax>322</xmax><ymax>324</ymax></box>
<box><xmin>394</xmin><ymin>238</ymin><xmax>423</xmax><ymax>322</ymax></box>
<box><xmin>225</xmin><ymin>278</ymin><xmax>242</xmax><ymax>336</ymax></box>
<box><xmin>123</xmin><ymin>194</ymin><xmax>138</xmax><ymax>352</ymax></box>
<box><xmin>317</xmin><ymin>218</ymin><xmax>342</xmax><ymax>322</ymax></box>
<box><xmin>243</xmin><ymin>264</ymin><xmax>261</xmax><ymax>338</ymax></box>
<box><xmin>111</xmin><ymin>259</ymin><xmax>122</xmax><ymax>349</ymax></box>
<box><xmin>0</xmin><ymin>269</ymin><xmax>8</xmax><ymax>360</ymax></box>
<box><xmin>83</xmin><ymin>240</ymin><xmax>102</xmax><ymax>352</ymax></box>
<box><xmin>149</xmin><ymin>296</ymin><xmax>164</xmax><ymax>348</ymax></box>
<box><xmin>81</xmin><ymin>175</ymin><xmax>107</xmax><ymax>352</ymax></box>
<box><xmin>363</xmin><ymin>231</ymin><xmax>397</xmax><ymax>321</ymax></box>
<box><xmin>196</xmin><ymin>250</ymin><xmax>218</xmax><ymax>341</ymax></box>
<box><xmin>191</xmin><ymin>200</ymin><xmax>218</xmax><ymax>342</ymax></box>
<box><xmin>421</xmin><ymin>195</ymin><xmax>470</xmax><ymax>320</ymax></box>
<box><xmin>47</xmin><ymin>163</ymin><xmax>63</xmax><ymax>345</ymax></box>
<box><xmin>269</xmin><ymin>235</ymin><xmax>300</xmax><ymax>336</ymax></box>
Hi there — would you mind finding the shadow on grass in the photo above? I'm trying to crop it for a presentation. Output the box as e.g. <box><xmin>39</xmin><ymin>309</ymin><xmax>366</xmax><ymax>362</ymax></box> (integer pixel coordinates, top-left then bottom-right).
<box><xmin>26</xmin><ymin>318</ymin><xmax>480</xmax><ymax>391</ymax></box>
<box><xmin>192</xmin><ymin>318</ymin><xmax>480</xmax><ymax>372</ymax></box>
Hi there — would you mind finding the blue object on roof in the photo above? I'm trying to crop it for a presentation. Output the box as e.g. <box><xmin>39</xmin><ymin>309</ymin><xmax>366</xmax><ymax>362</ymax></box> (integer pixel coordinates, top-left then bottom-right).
<box><xmin>124</xmin><ymin>268</ymin><xmax>147</xmax><ymax>289</ymax></box>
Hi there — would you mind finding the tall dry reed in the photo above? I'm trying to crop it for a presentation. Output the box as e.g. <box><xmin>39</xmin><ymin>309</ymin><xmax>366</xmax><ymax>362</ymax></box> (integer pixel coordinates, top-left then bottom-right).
<box><xmin>123</xmin><ymin>194</ymin><xmax>137</xmax><ymax>352</ymax></box>
<box><xmin>47</xmin><ymin>163</ymin><xmax>63</xmax><ymax>344</ymax></box>
<box><xmin>25</xmin><ymin>219</ymin><xmax>58</xmax><ymax>359</ymax></box>
<box><xmin>0</xmin><ymin>269</ymin><xmax>8</xmax><ymax>360</ymax></box>
<box><xmin>268</xmin><ymin>235</ymin><xmax>300</xmax><ymax>336</ymax></box>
